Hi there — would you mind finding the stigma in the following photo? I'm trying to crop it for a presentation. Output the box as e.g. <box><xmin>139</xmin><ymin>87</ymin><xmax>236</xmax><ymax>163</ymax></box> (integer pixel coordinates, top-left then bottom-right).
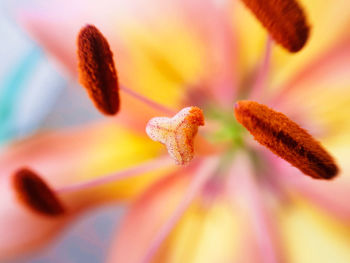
<box><xmin>146</xmin><ymin>107</ymin><xmax>205</xmax><ymax>165</ymax></box>
<box><xmin>234</xmin><ymin>100</ymin><xmax>338</xmax><ymax>179</ymax></box>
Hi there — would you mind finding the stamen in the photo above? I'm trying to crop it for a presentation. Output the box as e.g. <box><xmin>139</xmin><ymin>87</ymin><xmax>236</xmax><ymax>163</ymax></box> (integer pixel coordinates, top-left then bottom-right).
<box><xmin>13</xmin><ymin>168</ymin><xmax>65</xmax><ymax>216</ymax></box>
<box><xmin>250</xmin><ymin>35</ymin><xmax>273</xmax><ymax>99</ymax></box>
<box><xmin>146</xmin><ymin>107</ymin><xmax>205</xmax><ymax>165</ymax></box>
<box><xmin>141</xmin><ymin>157</ymin><xmax>219</xmax><ymax>263</ymax></box>
<box><xmin>77</xmin><ymin>25</ymin><xmax>175</xmax><ymax>116</ymax></box>
<box><xmin>240</xmin><ymin>0</ymin><xmax>310</xmax><ymax>52</ymax></box>
<box><xmin>56</xmin><ymin>156</ymin><xmax>173</xmax><ymax>194</ymax></box>
<box><xmin>119</xmin><ymin>86</ymin><xmax>176</xmax><ymax>115</ymax></box>
<box><xmin>234</xmin><ymin>101</ymin><xmax>339</xmax><ymax>179</ymax></box>
<box><xmin>77</xmin><ymin>24</ymin><xmax>120</xmax><ymax>115</ymax></box>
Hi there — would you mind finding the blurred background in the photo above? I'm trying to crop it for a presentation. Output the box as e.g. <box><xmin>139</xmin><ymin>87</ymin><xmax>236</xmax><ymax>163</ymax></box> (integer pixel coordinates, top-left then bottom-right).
<box><xmin>1</xmin><ymin>1</ymin><xmax>122</xmax><ymax>262</ymax></box>
<box><xmin>2</xmin><ymin>0</ymin><xmax>350</xmax><ymax>262</ymax></box>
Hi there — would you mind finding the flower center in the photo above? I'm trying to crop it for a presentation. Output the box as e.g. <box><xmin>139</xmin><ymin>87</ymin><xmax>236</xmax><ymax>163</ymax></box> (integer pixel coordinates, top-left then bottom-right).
<box><xmin>205</xmin><ymin>104</ymin><xmax>246</xmax><ymax>147</ymax></box>
<box><xmin>77</xmin><ymin>23</ymin><xmax>338</xmax><ymax>181</ymax></box>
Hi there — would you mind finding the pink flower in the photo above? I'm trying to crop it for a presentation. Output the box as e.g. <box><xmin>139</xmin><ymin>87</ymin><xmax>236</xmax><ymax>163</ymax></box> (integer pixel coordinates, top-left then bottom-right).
<box><xmin>1</xmin><ymin>0</ymin><xmax>350</xmax><ymax>262</ymax></box>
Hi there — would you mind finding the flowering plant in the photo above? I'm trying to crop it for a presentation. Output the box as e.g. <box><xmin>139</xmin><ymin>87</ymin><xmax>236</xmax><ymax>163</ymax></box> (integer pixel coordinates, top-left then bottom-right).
<box><xmin>1</xmin><ymin>0</ymin><xmax>350</xmax><ymax>262</ymax></box>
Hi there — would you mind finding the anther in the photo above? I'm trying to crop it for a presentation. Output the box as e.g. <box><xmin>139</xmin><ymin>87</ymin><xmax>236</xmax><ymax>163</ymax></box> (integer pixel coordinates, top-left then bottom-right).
<box><xmin>13</xmin><ymin>168</ymin><xmax>65</xmax><ymax>216</ymax></box>
<box><xmin>234</xmin><ymin>101</ymin><xmax>338</xmax><ymax>179</ymax></box>
<box><xmin>240</xmin><ymin>0</ymin><xmax>310</xmax><ymax>52</ymax></box>
<box><xmin>77</xmin><ymin>24</ymin><xmax>120</xmax><ymax>115</ymax></box>
<box><xmin>146</xmin><ymin>107</ymin><xmax>205</xmax><ymax>165</ymax></box>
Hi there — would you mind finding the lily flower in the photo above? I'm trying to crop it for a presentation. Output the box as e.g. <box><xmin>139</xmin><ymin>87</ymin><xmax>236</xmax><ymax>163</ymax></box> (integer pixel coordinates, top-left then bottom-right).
<box><xmin>2</xmin><ymin>0</ymin><xmax>350</xmax><ymax>262</ymax></box>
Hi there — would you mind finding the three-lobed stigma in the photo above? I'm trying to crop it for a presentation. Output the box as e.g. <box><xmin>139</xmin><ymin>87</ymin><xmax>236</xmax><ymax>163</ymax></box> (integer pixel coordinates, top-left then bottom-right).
<box><xmin>146</xmin><ymin>107</ymin><xmax>205</xmax><ymax>165</ymax></box>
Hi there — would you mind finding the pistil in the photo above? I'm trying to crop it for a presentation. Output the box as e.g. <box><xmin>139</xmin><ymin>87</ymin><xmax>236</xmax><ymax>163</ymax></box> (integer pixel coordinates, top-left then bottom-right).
<box><xmin>141</xmin><ymin>157</ymin><xmax>219</xmax><ymax>263</ymax></box>
<box><xmin>146</xmin><ymin>107</ymin><xmax>205</xmax><ymax>165</ymax></box>
<box><xmin>228</xmin><ymin>153</ymin><xmax>284</xmax><ymax>263</ymax></box>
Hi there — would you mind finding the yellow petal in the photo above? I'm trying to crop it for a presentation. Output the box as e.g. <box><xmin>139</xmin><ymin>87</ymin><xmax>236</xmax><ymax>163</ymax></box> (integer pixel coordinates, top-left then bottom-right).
<box><xmin>280</xmin><ymin>197</ymin><xmax>350</xmax><ymax>263</ymax></box>
<box><xmin>0</xmin><ymin>121</ymin><xmax>168</xmax><ymax>207</ymax></box>
<box><xmin>107</xmin><ymin>169</ymin><xmax>192</xmax><ymax>263</ymax></box>
<box><xmin>271</xmin><ymin>0</ymin><xmax>350</xmax><ymax>89</ymax></box>
<box><xmin>159</xmin><ymin>200</ymin><xmax>243</xmax><ymax>263</ymax></box>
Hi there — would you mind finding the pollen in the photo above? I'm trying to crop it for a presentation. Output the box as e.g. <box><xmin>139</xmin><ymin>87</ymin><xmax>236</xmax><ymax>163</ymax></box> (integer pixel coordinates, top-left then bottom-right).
<box><xmin>77</xmin><ymin>24</ymin><xmax>120</xmax><ymax>115</ymax></box>
<box><xmin>13</xmin><ymin>168</ymin><xmax>65</xmax><ymax>216</ymax></box>
<box><xmin>240</xmin><ymin>0</ymin><xmax>310</xmax><ymax>52</ymax></box>
<box><xmin>234</xmin><ymin>101</ymin><xmax>339</xmax><ymax>179</ymax></box>
<box><xmin>146</xmin><ymin>106</ymin><xmax>205</xmax><ymax>165</ymax></box>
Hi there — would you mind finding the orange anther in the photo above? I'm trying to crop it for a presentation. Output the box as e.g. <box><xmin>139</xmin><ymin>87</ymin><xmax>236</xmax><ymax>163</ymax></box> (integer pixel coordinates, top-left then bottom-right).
<box><xmin>234</xmin><ymin>101</ymin><xmax>338</xmax><ymax>179</ymax></box>
<box><xmin>77</xmin><ymin>25</ymin><xmax>120</xmax><ymax>115</ymax></box>
<box><xmin>240</xmin><ymin>0</ymin><xmax>310</xmax><ymax>52</ymax></box>
<box><xmin>13</xmin><ymin>168</ymin><xmax>65</xmax><ymax>216</ymax></box>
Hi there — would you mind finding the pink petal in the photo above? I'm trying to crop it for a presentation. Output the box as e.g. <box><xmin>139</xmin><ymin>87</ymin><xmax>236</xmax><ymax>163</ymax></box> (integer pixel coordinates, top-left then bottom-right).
<box><xmin>17</xmin><ymin>0</ymin><xmax>189</xmax><ymax>128</ymax></box>
<box><xmin>179</xmin><ymin>0</ymin><xmax>239</xmax><ymax>105</ymax></box>
<box><xmin>17</xmin><ymin>0</ymin><xmax>241</xmax><ymax>112</ymax></box>
<box><xmin>141</xmin><ymin>157</ymin><xmax>217</xmax><ymax>263</ymax></box>
<box><xmin>1</xmin><ymin>120</ymin><xmax>165</xmax><ymax>205</ymax></box>
<box><xmin>272</xmin><ymin>35</ymin><xmax>350</xmax><ymax>108</ymax></box>
<box><xmin>227</xmin><ymin>152</ymin><xmax>285</xmax><ymax>263</ymax></box>
<box><xmin>107</xmin><ymin>169</ymin><xmax>193</xmax><ymax>263</ymax></box>
<box><xmin>268</xmin><ymin>149</ymin><xmax>350</xmax><ymax>222</ymax></box>
<box><xmin>17</xmin><ymin>0</ymin><xmax>145</xmax><ymax>76</ymax></box>
<box><xmin>0</xmin><ymin>120</ymin><xmax>170</xmax><ymax>259</ymax></box>
<box><xmin>18</xmin><ymin>9</ymin><xmax>77</xmax><ymax>75</ymax></box>
<box><xmin>0</xmin><ymin>171</ymin><xmax>70</xmax><ymax>260</ymax></box>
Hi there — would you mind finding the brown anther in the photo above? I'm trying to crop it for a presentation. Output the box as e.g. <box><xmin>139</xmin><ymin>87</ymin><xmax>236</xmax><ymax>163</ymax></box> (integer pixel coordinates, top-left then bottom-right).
<box><xmin>240</xmin><ymin>0</ymin><xmax>310</xmax><ymax>52</ymax></box>
<box><xmin>234</xmin><ymin>101</ymin><xmax>339</xmax><ymax>179</ymax></box>
<box><xmin>13</xmin><ymin>168</ymin><xmax>65</xmax><ymax>216</ymax></box>
<box><xmin>77</xmin><ymin>24</ymin><xmax>120</xmax><ymax>115</ymax></box>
